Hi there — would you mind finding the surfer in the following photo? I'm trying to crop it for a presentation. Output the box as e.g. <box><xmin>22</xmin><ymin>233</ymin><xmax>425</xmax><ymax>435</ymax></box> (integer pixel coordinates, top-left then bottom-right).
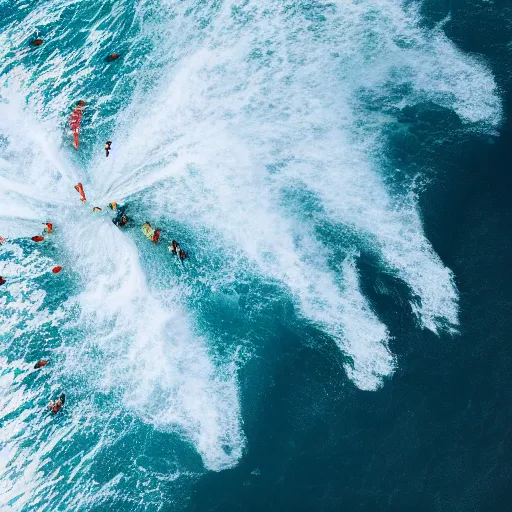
<box><xmin>0</xmin><ymin>277</ymin><xmax>6</xmax><ymax>286</ymax></box>
<box><xmin>70</xmin><ymin>100</ymin><xmax>86</xmax><ymax>149</ymax></box>
<box><xmin>74</xmin><ymin>183</ymin><xmax>87</xmax><ymax>202</ymax></box>
<box><xmin>34</xmin><ymin>360</ymin><xmax>48</xmax><ymax>369</ymax></box>
<box><xmin>47</xmin><ymin>393</ymin><xmax>65</xmax><ymax>414</ymax></box>
<box><xmin>141</xmin><ymin>222</ymin><xmax>160</xmax><ymax>243</ymax></box>
<box><xmin>105</xmin><ymin>140</ymin><xmax>112</xmax><ymax>157</ymax></box>
<box><xmin>44</xmin><ymin>222</ymin><xmax>53</xmax><ymax>234</ymax></box>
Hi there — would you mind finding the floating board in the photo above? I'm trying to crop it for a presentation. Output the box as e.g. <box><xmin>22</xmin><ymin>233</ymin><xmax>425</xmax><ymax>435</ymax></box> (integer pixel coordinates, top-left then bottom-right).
<box><xmin>142</xmin><ymin>223</ymin><xmax>160</xmax><ymax>242</ymax></box>
<box><xmin>70</xmin><ymin>108</ymin><xmax>83</xmax><ymax>149</ymax></box>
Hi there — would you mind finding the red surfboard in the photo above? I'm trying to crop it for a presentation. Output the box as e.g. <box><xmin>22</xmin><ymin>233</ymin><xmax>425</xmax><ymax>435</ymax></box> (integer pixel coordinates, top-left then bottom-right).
<box><xmin>70</xmin><ymin>108</ymin><xmax>84</xmax><ymax>149</ymax></box>
<box><xmin>74</xmin><ymin>183</ymin><xmax>87</xmax><ymax>202</ymax></box>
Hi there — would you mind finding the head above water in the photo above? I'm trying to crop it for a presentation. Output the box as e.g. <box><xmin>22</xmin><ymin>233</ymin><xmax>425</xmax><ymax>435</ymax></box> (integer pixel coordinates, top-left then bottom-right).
<box><xmin>30</xmin><ymin>38</ymin><xmax>43</xmax><ymax>47</ymax></box>
<box><xmin>76</xmin><ymin>100</ymin><xmax>86</xmax><ymax>108</ymax></box>
<box><xmin>105</xmin><ymin>53</ymin><xmax>120</xmax><ymax>62</ymax></box>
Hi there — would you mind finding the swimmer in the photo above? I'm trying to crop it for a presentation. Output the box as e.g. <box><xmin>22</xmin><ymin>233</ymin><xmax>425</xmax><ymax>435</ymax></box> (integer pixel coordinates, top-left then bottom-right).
<box><xmin>169</xmin><ymin>240</ymin><xmax>179</xmax><ymax>255</ymax></box>
<box><xmin>30</xmin><ymin>38</ymin><xmax>43</xmax><ymax>47</ymax></box>
<box><xmin>47</xmin><ymin>393</ymin><xmax>65</xmax><ymax>414</ymax></box>
<box><xmin>0</xmin><ymin>277</ymin><xmax>6</xmax><ymax>286</ymax></box>
<box><xmin>105</xmin><ymin>140</ymin><xmax>112</xmax><ymax>157</ymax></box>
<box><xmin>105</xmin><ymin>53</ymin><xmax>120</xmax><ymax>62</ymax></box>
<box><xmin>113</xmin><ymin>214</ymin><xmax>128</xmax><ymax>227</ymax></box>
<box><xmin>93</xmin><ymin>207</ymin><xmax>102</xmax><ymax>212</ymax></box>
<box><xmin>178</xmin><ymin>248</ymin><xmax>188</xmax><ymax>262</ymax></box>
<box><xmin>43</xmin><ymin>222</ymin><xmax>53</xmax><ymax>234</ymax></box>
<box><xmin>34</xmin><ymin>360</ymin><xmax>48</xmax><ymax>369</ymax></box>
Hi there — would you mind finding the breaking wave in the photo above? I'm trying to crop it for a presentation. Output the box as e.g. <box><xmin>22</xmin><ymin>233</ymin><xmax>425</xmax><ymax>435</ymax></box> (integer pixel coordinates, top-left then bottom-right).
<box><xmin>0</xmin><ymin>0</ymin><xmax>502</xmax><ymax>509</ymax></box>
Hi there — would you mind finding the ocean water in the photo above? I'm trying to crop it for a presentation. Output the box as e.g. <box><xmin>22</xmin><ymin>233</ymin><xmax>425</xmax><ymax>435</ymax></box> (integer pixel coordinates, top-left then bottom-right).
<box><xmin>0</xmin><ymin>0</ymin><xmax>510</xmax><ymax>510</ymax></box>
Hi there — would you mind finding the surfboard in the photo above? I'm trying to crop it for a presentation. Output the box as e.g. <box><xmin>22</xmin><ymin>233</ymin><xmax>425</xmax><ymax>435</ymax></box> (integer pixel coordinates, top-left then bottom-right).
<box><xmin>70</xmin><ymin>108</ymin><xmax>83</xmax><ymax>149</ymax></box>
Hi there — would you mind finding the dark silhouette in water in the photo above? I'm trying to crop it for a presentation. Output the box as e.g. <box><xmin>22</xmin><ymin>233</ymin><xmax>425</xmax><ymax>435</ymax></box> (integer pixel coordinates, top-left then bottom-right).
<box><xmin>48</xmin><ymin>393</ymin><xmax>65</xmax><ymax>414</ymax></box>
<box><xmin>105</xmin><ymin>53</ymin><xmax>120</xmax><ymax>62</ymax></box>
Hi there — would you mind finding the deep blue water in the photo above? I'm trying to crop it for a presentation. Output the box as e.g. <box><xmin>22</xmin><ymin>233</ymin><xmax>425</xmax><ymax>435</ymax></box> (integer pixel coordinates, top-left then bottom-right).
<box><xmin>0</xmin><ymin>1</ymin><xmax>511</xmax><ymax>511</ymax></box>
<box><xmin>187</xmin><ymin>2</ymin><xmax>512</xmax><ymax>510</ymax></box>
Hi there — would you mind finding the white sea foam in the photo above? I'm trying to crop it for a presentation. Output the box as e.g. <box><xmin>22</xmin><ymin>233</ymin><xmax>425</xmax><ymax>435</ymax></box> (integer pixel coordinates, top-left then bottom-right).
<box><xmin>0</xmin><ymin>88</ymin><xmax>244</xmax><ymax>511</ymax></box>
<box><xmin>0</xmin><ymin>92</ymin><xmax>76</xmax><ymax>239</ymax></box>
<box><xmin>57</xmin><ymin>215</ymin><xmax>244</xmax><ymax>470</ymax></box>
<box><xmin>93</xmin><ymin>0</ymin><xmax>502</xmax><ymax>391</ymax></box>
<box><xmin>0</xmin><ymin>0</ymin><xmax>504</xmax><ymax>506</ymax></box>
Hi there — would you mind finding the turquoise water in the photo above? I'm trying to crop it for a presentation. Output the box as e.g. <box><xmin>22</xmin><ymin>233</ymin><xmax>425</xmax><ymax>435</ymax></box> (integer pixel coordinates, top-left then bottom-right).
<box><xmin>0</xmin><ymin>1</ymin><xmax>510</xmax><ymax>510</ymax></box>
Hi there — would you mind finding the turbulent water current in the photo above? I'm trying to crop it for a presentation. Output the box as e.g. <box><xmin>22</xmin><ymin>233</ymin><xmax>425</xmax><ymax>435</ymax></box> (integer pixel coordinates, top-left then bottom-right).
<box><xmin>0</xmin><ymin>1</ymin><xmax>503</xmax><ymax>510</ymax></box>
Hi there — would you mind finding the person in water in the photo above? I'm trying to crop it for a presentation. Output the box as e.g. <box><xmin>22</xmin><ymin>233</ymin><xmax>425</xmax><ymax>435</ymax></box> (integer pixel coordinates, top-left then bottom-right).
<box><xmin>44</xmin><ymin>222</ymin><xmax>53</xmax><ymax>234</ymax></box>
<box><xmin>178</xmin><ymin>248</ymin><xmax>188</xmax><ymax>261</ymax></box>
<box><xmin>169</xmin><ymin>240</ymin><xmax>179</xmax><ymax>255</ymax></box>
<box><xmin>105</xmin><ymin>140</ymin><xmax>112</xmax><ymax>157</ymax></box>
<box><xmin>30</xmin><ymin>38</ymin><xmax>43</xmax><ymax>47</ymax></box>
<box><xmin>93</xmin><ymin>207</ymin><xmax>102</xmax><ymax>212</ymax></box>
<box><xmin>113</xmin><ymin>214</ymin><xmax>128</xmax><ymax>227</ymax></box>
<box><xmin>105</xmin><ymin>53</ymin><xmax>120</xmax><ymax>62</ymax></box>
<box><xmin>0</xmin><ymin>276</ymin><xmax>6</xmax><ymax>286</ymax></box>
<box><xmin>34</xmin><ymin>360</ymin><xmax>48</xmax><ymax>369</ymax></box>
<box><xmin>47</xmin><ymin>393</ymin><xmax>65</xmax><ymax>414</ymax></box>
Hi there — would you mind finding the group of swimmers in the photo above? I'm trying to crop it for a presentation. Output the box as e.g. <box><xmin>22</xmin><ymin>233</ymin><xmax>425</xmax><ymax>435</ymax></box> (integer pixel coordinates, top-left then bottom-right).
<box><xmin>33</xmin><ymin>360</ymin><xmax>66</xmax><ymax>414</ymax></box>
<box><xmin>1</xmin><ymin>219</ymin><xmax>66</xmax><ymax>413</ymax></box>
<box><xmin>0</xmin><ymin>223</ymin><xmax>61</xmax><ymax>287</ymax></box>
<box><xmin>109</xmin><ymin>201</ymin><xmax>188</xmax><ymax>260</ymax></box>
<box><xmin>0</xmin><ymin>40</ymin><xmax>191</xmax><ymax>416</ymax></box>
<box><xmin>73</xmin><ymin>184</ymin><xmax>188</xmax><ymax>258</ymax></box>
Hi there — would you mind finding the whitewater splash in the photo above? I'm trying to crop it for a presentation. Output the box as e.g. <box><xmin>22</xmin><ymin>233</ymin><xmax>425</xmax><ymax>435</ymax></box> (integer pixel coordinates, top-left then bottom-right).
<box><xmin>101</xmin><ymin>0</ymin><xmax>500</xmax><ymax>389</ymax></box>
<box><xmin>0</xmin><ymin>0</ymin><xmax>502</xmax><ymax>509</ymax></box>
